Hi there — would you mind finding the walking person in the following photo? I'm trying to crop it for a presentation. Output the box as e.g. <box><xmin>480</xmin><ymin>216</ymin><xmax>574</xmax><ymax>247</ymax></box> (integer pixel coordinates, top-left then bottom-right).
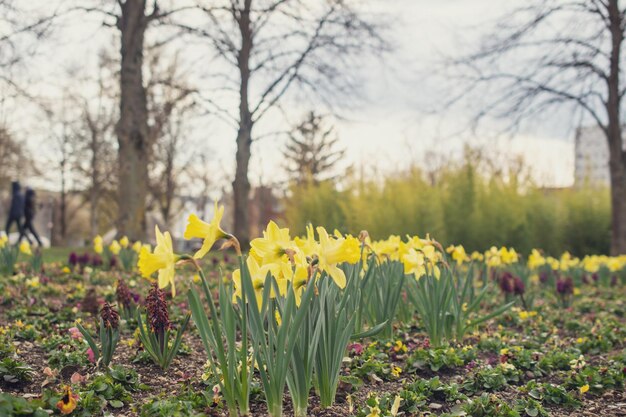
<box><xmin>19</xmin><ymin>187</ymin><xmax>42</xmax><ymax>246</ymax></box>
<box><xmin>5</xmin><ymin>181</ymin><xmax>25</xmax><ymax>241</ymax></box>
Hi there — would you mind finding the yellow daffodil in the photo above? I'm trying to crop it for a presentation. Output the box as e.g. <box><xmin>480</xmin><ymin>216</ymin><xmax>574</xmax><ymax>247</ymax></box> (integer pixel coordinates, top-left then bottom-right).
<box><xmin>19</xmin><ymin>241</ymin><xmax>31</xmax><ymax>255</ymax></box>
<box><xmin>232</xmin><ymin>256</ymin><xmax>274</xmax><ymax>310</ymax></box>
<box><xmin>184</xmin><ymin>203</ymin><xmax>228</xmax><ymax>259</ymax></box>
<box><xmin>278</xmin><ymin>260</ymin><xmax>309</xmax><ymax>306</ymax></box>
<box><xmin>402</xmin><ymin>246</ymin><xmax>440</xmax><ymax>279</ymax></box>
<box><xmin>93</xmin><ymin>235</ymin><xmax>103</xmax><ymax>254</ymax></box>
<box><xmin>315</xmin><ymin>226</ymin><xmax>360</xmax><ymax>289</ymax></box>
<box><xmin>138</xmin><ymin>225</ymin><xmax>178</xmax><ymax>296</ymax></box>
<box><xmin>403</xmin><ymin>248</ymin><xmax>426</xmax><ymax>278</ymax></box>
<box><xmin>0</xmin><ymin>233</ymin><xmax>7</xmax><ymax>249</ymax></box>
<box><xmin>109</xmin><ymin>240</ymin><xmax>121</xmax><ymax>255</ymax></box>
<box><xmin>579</xmin><ymin>384</ymin><xmax>589</xmax><ymax>394</ymax></box>
<box><xmin>447</xmin><ymin>244</ymin><xmax>469</xmax><ymax>265</ymax></box>
<box><xmin>132</xmin><ymin>241</ymin><xmax>142</xmax><ymax>253</ymax></box>
<box><xmin>294</xmin><ymin>224</ymin><xmax>320</xmax><ymax>257</ymax></box>
<box><xmin>119</xmin><ymin>236</ymin><xmax>129</xmax><ymax>248</ymax></box>
<box><xmin>250</xmin><ymin>221</ymin><xmax>296</xmax><ymax>265</ymax></box>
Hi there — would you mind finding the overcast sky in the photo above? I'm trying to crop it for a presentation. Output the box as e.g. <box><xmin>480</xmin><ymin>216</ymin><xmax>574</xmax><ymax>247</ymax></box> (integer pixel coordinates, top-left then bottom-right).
<box><xmin>7</xmin><ymin>0</ymin><xmax>579</xmax><ymax>190</ymax></box>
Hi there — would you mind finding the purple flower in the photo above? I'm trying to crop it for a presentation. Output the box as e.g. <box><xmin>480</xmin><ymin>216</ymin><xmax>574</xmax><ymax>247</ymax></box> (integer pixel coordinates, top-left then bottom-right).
<box><xmin>68</xmin><ymin>252</ymin><xmax>78</xmax><ymax>267</ymax></box>
<box><xmin>91</xmin><ymin>254</ymin><xmax>103</xmax><ymax>267</ymax></box>
<box><xmin>513</xmin><ymin>277</ymin><xmax>525</xmax><ymax>295</ymax></box>
<box><xmin>78</xmin><ymin>253</ymin><xmax>91</xmax><ymax>267</ymax></box>
<box><xmin>556</xmin><ymin>277</ymin><xmax>574</xmax><ymax>296</ymax></box>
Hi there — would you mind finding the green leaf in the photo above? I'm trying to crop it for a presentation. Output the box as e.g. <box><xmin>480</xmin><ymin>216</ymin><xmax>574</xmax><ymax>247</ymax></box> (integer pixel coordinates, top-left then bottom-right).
<box><xmin>525</xmin><ymin>407</ymin><xmax>539</xmax><ymax>417</ymax></box>
<box><xmin>109</xmin><ymin>400</ymin><xmax>124</xmax><ymax>408</ymax></box>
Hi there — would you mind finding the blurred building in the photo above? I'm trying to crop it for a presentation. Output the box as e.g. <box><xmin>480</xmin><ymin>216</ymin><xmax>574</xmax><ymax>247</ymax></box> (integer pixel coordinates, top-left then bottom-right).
<box><xmin>574</xmin><ymin>126</ymin><xmax>610</xmax><ymax>187</ymax></box>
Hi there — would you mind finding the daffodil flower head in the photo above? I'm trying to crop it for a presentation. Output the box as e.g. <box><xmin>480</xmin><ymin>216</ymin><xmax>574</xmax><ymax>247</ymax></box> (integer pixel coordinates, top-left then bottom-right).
<box><xmin>315</xmin><ymin>226</ymin><xmax>360</xmax><ymax>289</ymax></box>
<box><xmin>119</xmin><ymin>236</ymin><xmax>129</xmax><ymax>248</ymax></box>
<box><xmin>232</xmin><ymin>256</ymin><xmax>275</xmax><ymax>310</ymax></box>
<box><xmin>109</xmin><ymin>240</ymin><xmax>121</xmax><ymax>255</ymax></box>
<box><xmin>19</xmin><ymin>241</ymin><xmax>31</xmax><ymax>256</ymax></box>
<box><xmin>294</xmin><ymin>223</ymin><xmax>320</xmax><ymax>257</ymax></box>
<box><xmin>132</xmin><ymin>240</ymin><xmax>142</xmax><ymax>253</ymax></box>
<box><xmin>250</xmin><ymin>220</ymin><xmax>296</xmax><ymax>265</ymax></box>
<box><xmin>184</xmin><ymin>202</ymin><xmax>228</xmax><ymax>259</ymax></box>
<box><xmin>138</xmin><ymin>225</ymin><xmax>178</xmax><ymax>297</ymax></box>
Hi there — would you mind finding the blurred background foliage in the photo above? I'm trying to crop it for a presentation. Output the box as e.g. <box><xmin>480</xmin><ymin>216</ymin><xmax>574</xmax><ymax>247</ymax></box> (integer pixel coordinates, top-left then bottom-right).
<box><xmin>285</xmin><ymin>148</ymin><xmax>610</xmax><ymax>257</ymax></box>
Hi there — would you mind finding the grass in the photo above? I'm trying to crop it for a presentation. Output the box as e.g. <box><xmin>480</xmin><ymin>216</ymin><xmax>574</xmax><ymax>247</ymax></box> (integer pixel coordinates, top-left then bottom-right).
<box><xmin>41</xmin><ymin>247</ymin><xmax>83</xmax><ymax>264</ymax></box>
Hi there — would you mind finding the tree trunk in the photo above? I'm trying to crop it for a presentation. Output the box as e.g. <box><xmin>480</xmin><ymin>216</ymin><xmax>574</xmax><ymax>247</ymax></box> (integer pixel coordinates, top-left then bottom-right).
<box><xmin>233</xmin><ymin>0</ymin><xmax>253</xmax><ymax>248</ymax></box>
<box><xmin>116</xmin><ymin>0</ymin><xmax>150</xmax><ymax>241</ymax></box>
<box><xmin>606</xmin><ymin>0</ymin><xmax>625</xmax><ymax>255</ymax></box>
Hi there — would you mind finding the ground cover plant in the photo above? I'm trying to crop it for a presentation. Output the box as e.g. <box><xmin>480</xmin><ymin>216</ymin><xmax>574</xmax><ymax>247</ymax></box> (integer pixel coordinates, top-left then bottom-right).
<box><xmin>0</xmin><ymin>216</ymin><xmax>625</xmax><ymax>416</ymax></box>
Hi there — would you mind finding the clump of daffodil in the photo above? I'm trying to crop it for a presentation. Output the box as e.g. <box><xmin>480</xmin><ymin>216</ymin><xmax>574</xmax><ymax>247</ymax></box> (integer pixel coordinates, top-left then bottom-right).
<box><xmin>446</xmin><ymin>244</ymin><xmax>469</xmax><ymax>265</ymax></box>
<box><xmin>109</xmin><ymin>240</ymin><xmax>121</xmax><ymax>255</ymax></box>
<box><xmin>314</xmin><ymin>226</ymin><xmax>360</xmax><ymax>289</ymax></box>
<box><xmin>19</xmin><ymin>241</ymin><xmax>31</xmax><ymax>255</ymax></box>
<box><xmin>527</xmin><ymin>249</ymin><xmax>546</xmax><ymax>269</ymax></box>
<box><xmin>184</xmin><ymin>202</ymin><xmax>233</xmax><ymax>259</ymax></box>
<box><xmin>276</xmin><ymin>256</ymin><xmax>310</xmax><ymax>306</ymax></box>
<box><xmin>93</xmin><ymin>235</ymin><xmax>103</xmax><ymax>254</ymax></box>
<box><xmin>402</xmin><ymin>243</ymin><xmax>441</xmax><ymax>280</ymax></box>
<box><xmin>232</xmin><ymin>256</ymin><xmax>277</xmax><ymax>310</ymax></box>
<box><xmin>138</xmin><ymin>225</ymin><xmax>179</xmax><ymax>296</ymax></box>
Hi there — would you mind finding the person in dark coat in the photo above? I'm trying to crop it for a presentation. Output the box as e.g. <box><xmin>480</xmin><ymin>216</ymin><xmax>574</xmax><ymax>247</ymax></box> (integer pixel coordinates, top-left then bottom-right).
<box><xmin>19</xmin><ymin>187</ymin><xmax>42</xmax><ymax>246</ymax></box>
<box><xmin>5</xmin><ymin>181</ymin><xmax>25</xmax><ymax>240</ymax></box>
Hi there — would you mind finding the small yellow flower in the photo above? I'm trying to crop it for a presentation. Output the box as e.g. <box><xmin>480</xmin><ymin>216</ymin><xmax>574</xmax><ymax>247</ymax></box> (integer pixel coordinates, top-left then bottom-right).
<box><xmin>391</xmin><ymin>365</ymin><xmax>402</xmax><ymax>377</ymax></box>
<box><xmin>109</xmin><ymin>240</ymin><xmax>121</xmax><ymax>255</ymax></box>
<box><xmin>132</xmin><ymin>241</ymin><xmax>142</xmax><ymax>253</ymax></box>
<box><xmin>579</xmin><ymin>384</ymin><xmax>589</xmax><ymax>394</ymax></box>
<box><xmin>62</xmin><ymin>266</ymin><xmax>71</xmax><ymax>274</ymax></box>
<box><xmin>119</xmin><ymin>236</ymin><xmax>129</xmax><ymax>248</ymax></box>
<box><xmin>19</xmin><ymin>241</ymin><xmax>31</xmax><ymax>255</ymax></box>
<box><xmin>56</xmin><ymin>385</ymin><xmax>78</xmax><ymax>414</ymax></box>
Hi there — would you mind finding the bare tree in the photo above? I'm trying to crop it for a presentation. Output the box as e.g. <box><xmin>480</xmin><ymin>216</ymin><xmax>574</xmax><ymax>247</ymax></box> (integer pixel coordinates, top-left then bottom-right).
<box><xmin>69</xmin><ymin>50</ymin><xmax>119</xmax><ymax>237</ymax></box>
<box><xmin>283</xmin><ymin>111</ymin><xmax>345</xmax><ymax>184</ymax></box>
<box><xmin>145</xmin><ymin>48</ymin><xmax>196</xmax><ymax>228</ymax></box>
<box><xmin>181</xmin><ymin>0</ymin><xmax>387</xmax><ymax>246</ymax></box>
<box><xmin>450</xmin><ymin>0</ymin><xmax>626</xmax><ymax>254</ymax></box>
<box><xmin>0</xmin><ymin>1</ymin><xmax>56</xmax><ymax>97</ymax></box>
<box><xmin>78</xmin><ymin>0</ymin><xmax>194</xmax><ymax>240</ymax></box>
<box><xmin>0</xmin><ymin>126</ymin><xmax>33</xmax><ymax>190</ymax></box>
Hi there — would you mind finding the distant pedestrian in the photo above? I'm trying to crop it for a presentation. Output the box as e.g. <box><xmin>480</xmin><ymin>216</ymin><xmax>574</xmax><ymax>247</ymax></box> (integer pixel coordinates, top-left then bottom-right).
<box><xmin>5</xmin><ymin>181</ymin><xmax>25</xmax><ymax>240</ymax></box>
<box><xmin>19</xmin><ymin>187</ymin><xmax>42</xmax><ymax>246</ymax></box>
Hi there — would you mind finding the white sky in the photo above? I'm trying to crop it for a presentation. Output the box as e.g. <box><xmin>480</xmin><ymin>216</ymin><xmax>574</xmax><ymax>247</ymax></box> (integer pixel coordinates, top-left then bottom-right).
<box><xmin>5</xmin><ymin>0</ymin><xmax>579</xmax><ymax>190</ymax></box>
